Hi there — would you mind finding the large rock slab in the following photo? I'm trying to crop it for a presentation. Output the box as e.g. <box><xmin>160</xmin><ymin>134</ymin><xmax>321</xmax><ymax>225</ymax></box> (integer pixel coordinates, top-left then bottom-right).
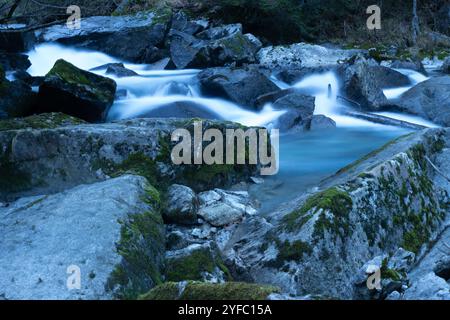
<box><xmin>35</xmin><ymin>59</ymin><xmax>117</xmax><ymax>122</ymax></box>
<box><xmin>35</xmin><ymin>13</ymin><xmax>170</xmax><ymax>63</ymax></box>
<box><xmin>0</xmin><ymin>175</ymin><xmax>165</xmax><ymax>300</ymax></box>
<box><xmin>257</xmin><ymin>43</ymin><xmax>362</xmax><ymax>69</ymax></box>
<box><xmin>394</xmin><ymin>76</ymin><xmax>450</xmax><ymax>126</ymax></box>
<box><xmin>0</xmin><ymin>116</ymin><xmax>259</xmax><ymax>201</ymax></box>
<box><xmin>0</xmin><ymin>65</ymin><xmax>36</xmax><ymax>119</ymax></box>
<box><xmin>223</xmin><ymin>128</ymin><xmax>450</xmax><ymax>299</ymax></box>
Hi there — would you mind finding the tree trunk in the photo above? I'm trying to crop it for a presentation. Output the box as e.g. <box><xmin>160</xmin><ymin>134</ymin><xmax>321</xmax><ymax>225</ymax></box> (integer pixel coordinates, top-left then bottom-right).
<box><xmin>412</xmin><ymin>0</ymin><xmax>420</xmax><ymax>45</ymax></box>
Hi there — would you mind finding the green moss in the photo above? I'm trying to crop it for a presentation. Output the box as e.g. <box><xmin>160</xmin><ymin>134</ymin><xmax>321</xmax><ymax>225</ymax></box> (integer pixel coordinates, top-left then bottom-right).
<box><xmin>107</xmin><ymin>187</ymin><xmax>165</xmax><ymax>299</ymax></box>
<box><xmin>304</xmin><ymin>188</ymin><xmax>352</xmax><ymax>217</ymax></box>
<box><xmin>380</xmin><ymin>258</ymin><xmax>401</xmax><ymax>281</ymax></box>
<box><xmin>140</xmin><ymin>281</ymin><xmax>280</xmax><ymax>300</ymax></box>
<box><xmin>0</xmin><ymin>113</ymin><xmax>85</xmax><ymax>132</ymax></box>
<box><xmin>166</xmin><ymin>246</ymin><xmax>230</xmax><ymax>282</ymax></box>
<box><xmin>47</xmin><ymin>59</ymin><xmax>91</xmax><ymax>85</ymax></box>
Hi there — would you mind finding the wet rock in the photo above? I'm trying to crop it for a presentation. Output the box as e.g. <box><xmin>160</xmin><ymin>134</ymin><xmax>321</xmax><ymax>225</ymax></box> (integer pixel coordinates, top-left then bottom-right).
<box><xmin>0</xmin><ymin>175</ymin><xmax>165</xmax><ymax>299</ymax></box>
<box><xmin>257</xmin><ymin>43</ymin><xmax>362</xmax><ymax>69</ymax></box>
<box><xmin>272</xmin><ymin>93</ymin><xmax>316</xmax><ymax>132</ymax></box>
<box><xmin>198</xmin><ymin>189</ymin><xmax>257</xmax><ymax>227</ymax></box>
<box><xmin>223</xmin><ymin>128</ymin><xmax>449</xmax><ymax>299</ymax></box>
<box><xmin>394</xmin><ymin>76</ymin><xmax>450</xmax><ymax>126</ymax></box>
<box><xmin>105</xmin><ymin>63</ymin><xmax>138</xmax><ymax>77</ymax></box>
<box><xmin>340</xmin><ymin>57</ymin><xmax>391</xmax><ymax>111</ymax></box>
<box><xmin>0</xmin><ymin>116</ymin><xmax>258</xmax><ymax>200</ymax></box>
<box><xmin>35</xmin><ymin>13</ymin><xmax>170</xmax><ymax>63</ymax></box>
<box><xmin>36</xmin><ymin>59</ymin><xmax>117</xmax><ymax>122</ymax></box>
<box><xmin>442</xmin><ymin>57</ymin><xmax>450</xmax><ymax>74</ymax></box>
<box><xmin>164</xmin><ymin>184</ymin><xmax>198</xmax><ymax>225</ymax></box>
<box><xmin>198</xmin><ymin>66</ymin><xmax>279</xmax><ymax>109</ymax></box>
<box><xmin>137</xmin><ymin>100</ymin><xmax>222</xmax><ymax>120</ymax></box>
<box><xmin>0</xmin><ymin>51</ymin><xmax>31</xmax><ymax>71</ymax></box>
<box><xmin>170</xmin><ymin>11</ymin><xmax>207</xmax><ymax>35</ymax></box>
<box><xmin>390</xmin><ymin>59</ymin><xmax>427</xmax><ymax>75</ymax></box>
<box><xmin>0</xmin><ymin>26</ymin><xmax>35</xmax><ymax>52</ymax></box>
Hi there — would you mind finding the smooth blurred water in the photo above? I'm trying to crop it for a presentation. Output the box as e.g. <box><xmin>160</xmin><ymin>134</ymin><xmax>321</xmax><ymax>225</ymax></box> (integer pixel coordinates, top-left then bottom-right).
<box><xmin>251</xmin><ymin>126</ymin><xmax>411</xmax><ymax>214</ymax></box>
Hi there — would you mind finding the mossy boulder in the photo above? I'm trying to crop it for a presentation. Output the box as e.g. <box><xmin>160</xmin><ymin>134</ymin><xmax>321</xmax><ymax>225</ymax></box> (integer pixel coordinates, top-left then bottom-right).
<box><xmin>224</xmin><ymin>128</ymin><xmax>449</xmax><ymax>299</ymax></box>
<box><xmin>139</xmin><ymin>281</ymin><xmax>280</xmax><ymax>300</ymax></box>
<box><xmin>0</xmin><ymin>112</ymin><xmax>85</xmax><ymax>132</ymax></box>
<box><xmin>36</xmin><ymin>59</ymin><xmax>117</xmax><ymax>122</ymax></box>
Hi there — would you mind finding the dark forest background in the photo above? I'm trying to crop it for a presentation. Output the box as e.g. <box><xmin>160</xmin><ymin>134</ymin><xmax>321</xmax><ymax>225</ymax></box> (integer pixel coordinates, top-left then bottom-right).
<box><xmin>1</xmin><ymin>0</ymin><xmax>449</xmax><ymax>55</ymax></box>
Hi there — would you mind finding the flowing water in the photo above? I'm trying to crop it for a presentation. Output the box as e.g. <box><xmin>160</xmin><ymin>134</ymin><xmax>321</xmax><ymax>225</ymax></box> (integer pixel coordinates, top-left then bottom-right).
<box><xmin>27</xmin><ymin>43</ymin><xmax>438</xmax><ymax>212</ymax></box>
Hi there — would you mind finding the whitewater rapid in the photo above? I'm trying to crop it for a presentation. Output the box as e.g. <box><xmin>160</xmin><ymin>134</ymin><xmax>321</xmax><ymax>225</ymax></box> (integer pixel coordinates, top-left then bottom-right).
<box><xmin>26</xmin><ymin>43</ymin><xmax>437</xmax><ymax>129</ymax></box>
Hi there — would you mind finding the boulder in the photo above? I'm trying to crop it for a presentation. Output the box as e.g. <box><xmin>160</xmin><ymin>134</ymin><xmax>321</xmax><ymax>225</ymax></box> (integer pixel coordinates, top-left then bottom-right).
<box><xmin>394</xmin><ymin>76</ymin><xmax>450</xmax><ymax>126</ymax></box>
<box><xmin>169</xmin><ymin>24</ymin><xmax>261</xmax><ymax>69</ymax></box>
<box><xmin>222</xmin><ymin>128</ymin><xmax>449</xmax><ymax>299</ymax></box>
<box><xmin>257</xmin><ymin>43</ymin><xmax>362</xmax><ymax>70</ymax></box>
<box><xmin>165</xmin><ymin>242</ymin><xmax>229</xmax><ymax>282</ymax></box>
<box><xmin>0</xmin><ymin>66</ymin><xmax>36</xmax><ymax>119</ymax></box>
<box><xmin>308</xmin><ymin>115</ymin><xmax>336</xmax><ymax>131</ymax></box>
<box><xmin>198</xmin><ymin>67</ymin><xmax>279</xmax><ymax>109</ymax></box>
<box><xmin>270</xmin><ymin>93</ymin><xmax>316</xmax><ymax>132</ymax></box>
<box><xmin>36</xmin><ymin>59</ymin><xmax>117</xmax><ymax>122</ymax></box>
<box><xmin>0</xmin><ymin>175</ymin><xmax>165</xmax><ymax>299</ymax></box>
<box><xmin>164</xmin><ymin>184</ymin><xmax>198</xmax><ymax>225</ymax></box>
<box><xmin>0</xmin><ymin>116</ymin><xmax>259</xmax><ymax>200</ymax></box>
<box><xmin>197</xmin><ymin>189</ymin><xmax>257</xmax><ymax>227</ymax></box>
<box><xmin>34</xmin><ymin>13</ymin><xmax>171</xmax><ymax>63</ymax></box>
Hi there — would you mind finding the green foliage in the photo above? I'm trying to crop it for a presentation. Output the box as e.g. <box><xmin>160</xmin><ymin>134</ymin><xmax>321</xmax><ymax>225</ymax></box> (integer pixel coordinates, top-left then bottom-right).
<box><xmin>165</xmin><ymin>247</ymin><xmax>231</xmax><ymax>282</ymax></box>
